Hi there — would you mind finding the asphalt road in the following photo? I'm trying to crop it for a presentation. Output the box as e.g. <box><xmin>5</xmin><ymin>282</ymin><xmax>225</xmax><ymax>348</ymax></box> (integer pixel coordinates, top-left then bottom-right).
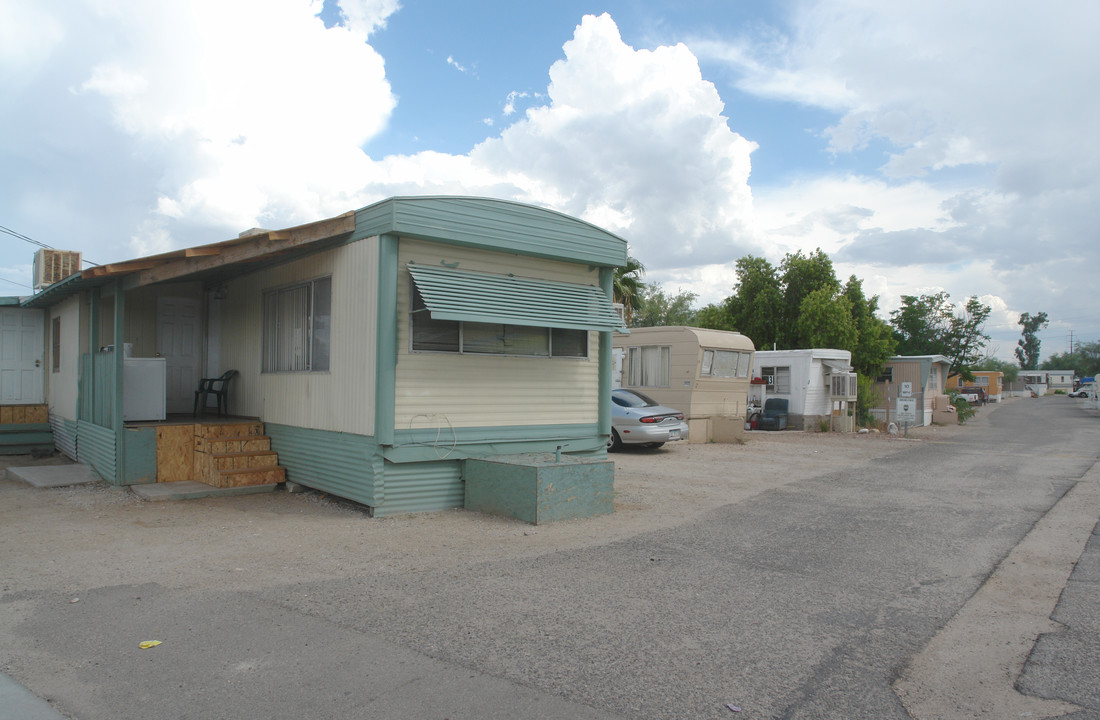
<box><xmin>3</xmin><ymin>397</ymin><xmax>1098</xmax><ymax>720</ymax></box>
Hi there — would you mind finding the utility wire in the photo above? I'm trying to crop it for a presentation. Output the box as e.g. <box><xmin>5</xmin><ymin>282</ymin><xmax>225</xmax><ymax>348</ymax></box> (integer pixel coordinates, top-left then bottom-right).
<box><xmin>0</xmin><ymin>223</ymin><xmax>99</xmax><ymax>266</ymax></box>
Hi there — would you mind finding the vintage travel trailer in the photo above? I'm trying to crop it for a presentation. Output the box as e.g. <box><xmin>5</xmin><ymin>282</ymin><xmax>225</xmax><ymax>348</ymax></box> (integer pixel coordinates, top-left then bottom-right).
<box><xmin>612</xmin><ymin>326</ymin><xmax>755</xmax><ymax>442</ymax></box>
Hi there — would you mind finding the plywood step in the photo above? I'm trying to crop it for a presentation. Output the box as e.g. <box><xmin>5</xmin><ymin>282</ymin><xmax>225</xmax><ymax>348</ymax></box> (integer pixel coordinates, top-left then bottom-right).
<box><xmin>198</xmin><ymin>436</ymin><xmax>273</xmax><ymax>454</ymax></box>
<box><xmin>209</xmin><ymin>465</ymin><xmax>286</xmax><ymax>488</ymax></box>
<box><xmin>212</xmin><ymin>450</ymin><xmax>280</xmax><ymax>471</ymax></box>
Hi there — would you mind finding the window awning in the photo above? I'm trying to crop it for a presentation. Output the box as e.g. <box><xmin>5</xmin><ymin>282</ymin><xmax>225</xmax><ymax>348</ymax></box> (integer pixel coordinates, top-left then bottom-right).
<box><xmin>408</xmin><ymin>263</ymin><xmax>625</xmax><ymax>332</ymax></box>
<box><xmin>822</xmin><ymin>359</ymin><xmax>853</xmax><ymax>373</ymax></box>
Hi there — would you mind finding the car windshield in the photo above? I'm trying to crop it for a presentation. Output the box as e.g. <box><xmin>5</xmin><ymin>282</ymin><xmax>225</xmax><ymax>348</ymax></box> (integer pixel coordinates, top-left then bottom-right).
<box><xmin>612</xmin><ymin>389</ymin><xmax>659</xmax><ymax>408</ymax></box>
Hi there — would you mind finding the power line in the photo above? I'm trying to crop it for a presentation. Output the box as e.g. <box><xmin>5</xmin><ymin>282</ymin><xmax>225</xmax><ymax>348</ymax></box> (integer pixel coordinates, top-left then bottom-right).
<box><xmin>0</xmin><ymin>223</ymin><xmax>53</xmax><ymax>250</ymax></box>
<box><xmin>0</xmin><ymin>276</ymin><xmax>33</xmax><ymax>291</ymax></box>
<box><xmin>0</xmin><ymin>223</ymin><xmax>98</xmax><ymax>266</ymax></box>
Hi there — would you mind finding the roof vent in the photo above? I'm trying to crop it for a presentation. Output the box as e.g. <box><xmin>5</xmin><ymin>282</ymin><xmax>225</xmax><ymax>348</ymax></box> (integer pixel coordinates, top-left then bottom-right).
<box><xmin>33</xmin><ymin>249</ymin><xmax>82</xmax><ymax>290</ymax></box>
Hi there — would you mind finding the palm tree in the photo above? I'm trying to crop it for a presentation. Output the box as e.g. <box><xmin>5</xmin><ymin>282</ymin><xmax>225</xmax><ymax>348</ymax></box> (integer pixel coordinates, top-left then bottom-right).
<box><xmin>613</xmin><ymin>255</ymin><xmax>646</xmax><ymax>326</ymax></box>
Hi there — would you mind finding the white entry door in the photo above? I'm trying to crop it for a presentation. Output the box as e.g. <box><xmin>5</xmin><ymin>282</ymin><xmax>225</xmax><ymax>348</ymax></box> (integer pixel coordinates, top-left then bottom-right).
<box><xmin>156</xmin><ymin>297</ymin><xmax>202</xmax><ymax>414</ymax></box>
<box><xmin>0</xmin><ymin>308</ymin><xmax>45</xmax><ymax>404</ymax></box>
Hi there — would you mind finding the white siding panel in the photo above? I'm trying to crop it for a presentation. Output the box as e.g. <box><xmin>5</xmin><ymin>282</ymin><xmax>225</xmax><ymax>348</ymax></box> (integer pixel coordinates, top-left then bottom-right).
<box><xmin>221</xmin><ymin>239</ymin><xmax>378</xmax><ymax>435</ymax></box>
<box><xmin>396</xmin><ymin>239</ymin><xmax>600</xmax><ymax>428</ymax></box>
<box><xmin>47</xmin><ymin>295</ymin><xmax>82</xmax><ymax>421</ymax></box>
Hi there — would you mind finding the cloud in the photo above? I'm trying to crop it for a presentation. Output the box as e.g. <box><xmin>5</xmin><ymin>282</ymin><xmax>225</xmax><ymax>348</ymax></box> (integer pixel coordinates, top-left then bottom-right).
<box><xmin>469</xmin><ymin>14</ymin><xmax>760</xmax><ymax>270</ymax></box>
<box><xmin>32</xmin><ymin>0</ymin><xmax>399</xmax><ymax>255</ymax></box>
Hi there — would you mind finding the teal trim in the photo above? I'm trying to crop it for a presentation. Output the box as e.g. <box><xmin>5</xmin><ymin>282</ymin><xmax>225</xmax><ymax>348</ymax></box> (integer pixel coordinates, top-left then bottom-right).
<box><xmin>265</xmin><ymin>423</ymin><xmax>383</xmax><ymax>507</ymax></box>
<box><xmin>112</xmin><ymin>284</ymin><xmax>125</xmax><ymax>485</ymax></box>
<box><xmin>386</xmin><ymin>422</ymin><xmax>603</xmax><ymax>463</ymax></box>
<box><xmin>408</xmin><ymin>262</ymin><xmax>625</xmax><ymax>332</ymax></box>
<box><xmin>354</xmin><ymin>197</ymin><xmax>628</xmax><ymax>267</ymax></box>
<box><xmin>374</xmin><ymin>459</ymin><xmax>464</xmax><ymax>517</ymax></box>
<box><xmin>122</xmin><ymin>427</ymin><xmax>157</xmax><ymax>484</ymax></box>
<box><xmin>598</xmin><ymin>267</ymin><xmax>613</xmax><ymax>439</ymax></box>
<box><xmin>89</xmin><ymin>289</ymin><xmax>98</xmax><ymax>423</ymax></box>
<box><xmin>376</xmin><ymin>234</ymin><xmax>399</xmax><ymax>447</ymax></box>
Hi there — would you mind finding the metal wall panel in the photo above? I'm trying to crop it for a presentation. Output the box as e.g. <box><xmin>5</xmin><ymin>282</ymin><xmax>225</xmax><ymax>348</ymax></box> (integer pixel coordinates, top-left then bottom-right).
<box><xmin>219</xmin><ymin>239</ymin><xmax>378</xmax><ymax>435</ymax></box>
<box><xmin>355</xmin><ymin>196</ymin><xmax>628</xmax><ymax>268</ymax></box>
<box><xmin>76</xmin><ymin>419</ymin><xmax>115</xmax><ymax>482</ymax></box>
<box><xmin>394</xmin><ymin>239</ymin><xmax>601</xmax><ymax>429</ymax></box>
<box><xmin>47</xmin><ymin>295</ymin><xmax>82</xmax><ymax>422</ymax></box>
<box><xmin>374</xmin><ymin>459</ymin><xmax>464</xmax><ymax>517</ymax></box>
<box><xmin>265</xmin><ymin>423</ymin><xmax>381</xmax><ymax>508</ymax></box>
<box><xmin>49</xmin><ymin>414</ymin><xmax>77</xmax><ymax>459</ymax></box>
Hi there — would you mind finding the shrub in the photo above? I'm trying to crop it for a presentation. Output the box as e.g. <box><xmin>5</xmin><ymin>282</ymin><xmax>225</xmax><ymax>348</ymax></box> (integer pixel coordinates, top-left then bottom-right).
<box><xmin>950</xmin><ymin>391</ymin><xmax>975</xmax><ymax>424</ymax></box>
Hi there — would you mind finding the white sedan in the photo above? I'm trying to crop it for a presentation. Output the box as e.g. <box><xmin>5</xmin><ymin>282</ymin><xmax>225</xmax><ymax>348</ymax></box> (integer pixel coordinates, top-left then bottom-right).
<box><xmin>608</xmin><ymin>388</ymin><xmax>689</xmax><ymax>451</ymax></box>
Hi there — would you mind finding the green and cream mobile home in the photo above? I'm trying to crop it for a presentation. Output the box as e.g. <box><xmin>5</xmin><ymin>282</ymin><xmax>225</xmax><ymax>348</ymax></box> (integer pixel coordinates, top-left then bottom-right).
<box><xmin>20</xmin><ymin>197</ymin><xmax>628</xmax><ymax>518</ymax></box>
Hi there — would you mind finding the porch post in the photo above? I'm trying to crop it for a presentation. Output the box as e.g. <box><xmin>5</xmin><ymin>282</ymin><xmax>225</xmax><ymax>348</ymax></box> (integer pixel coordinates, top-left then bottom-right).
<box><xmin>375</xmin><ymin>233</ymin><xmax>398</xmax><ymax>447</ymax></box>
<box><xmin>88</xmin><ymin>288</ymin><xmax>99</xmax><ymax>420</ymax></box>
<box><xmin>598</xmin><ymin>267</ymin><xmax>614</xmax><ymax>441</ymax></box>
<box><xmin>112</xmin><ymin>282</ymin><xmax>125</xmax><ymax>484</ymax></box>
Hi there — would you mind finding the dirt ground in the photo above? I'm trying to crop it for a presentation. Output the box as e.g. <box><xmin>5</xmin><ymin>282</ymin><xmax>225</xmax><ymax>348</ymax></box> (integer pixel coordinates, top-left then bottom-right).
<box><xmin>1</xmin><ymin>418</ymin><xmax>969</xmax><ymax>602</ymax></box>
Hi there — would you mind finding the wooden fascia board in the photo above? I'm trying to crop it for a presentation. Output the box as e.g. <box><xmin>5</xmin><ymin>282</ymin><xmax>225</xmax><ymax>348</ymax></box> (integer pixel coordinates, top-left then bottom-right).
<box><xmin>133</xmin><ymin>212</ymin><xmax>356</xmax><ymax>287</ymax></box>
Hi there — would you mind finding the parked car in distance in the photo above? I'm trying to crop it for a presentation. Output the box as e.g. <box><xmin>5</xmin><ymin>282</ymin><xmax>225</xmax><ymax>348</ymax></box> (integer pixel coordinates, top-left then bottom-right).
<box><xmin>1068</xmin><ymin>388</ymin><xmax>1090</xmax><ymax>398</ymax></box>
<box><xmin>609</xmin><ymin>388</ymin><xmax>689</xmax><ymax>451</ymax></box>
<box><xmin>956</xmin><ymin>386</ymin><xmax>987</xmax><ymax>405</ymax></box>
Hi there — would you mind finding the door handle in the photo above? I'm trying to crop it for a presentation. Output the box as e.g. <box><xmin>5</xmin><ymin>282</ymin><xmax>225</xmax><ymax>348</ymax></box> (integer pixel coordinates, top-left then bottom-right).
<box><xmin>35</xmin><ymin>359</ymin><xmax>41</xmax><ymax>368</ymax></box>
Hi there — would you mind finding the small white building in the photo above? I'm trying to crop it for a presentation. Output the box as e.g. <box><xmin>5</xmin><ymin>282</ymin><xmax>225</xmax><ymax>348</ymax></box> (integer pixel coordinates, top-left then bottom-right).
<box><xmin>751</xmin><ymin>349</ymin><xmax>858</xmax><ymax>432</ymax></box>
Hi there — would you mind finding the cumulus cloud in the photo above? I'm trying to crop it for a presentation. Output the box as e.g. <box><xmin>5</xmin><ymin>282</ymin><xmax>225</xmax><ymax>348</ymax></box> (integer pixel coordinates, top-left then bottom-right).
<box><xmin>469</xmin><ymin>14</ymin><xmax>760</xmax><ymax>269</ymax></box>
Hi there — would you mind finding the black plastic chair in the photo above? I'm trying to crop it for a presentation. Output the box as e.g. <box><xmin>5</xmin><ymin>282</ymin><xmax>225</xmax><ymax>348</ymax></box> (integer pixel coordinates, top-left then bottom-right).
<box><xmin>758</xmin><ymin>398</ymin><xmax>789</xmax><ymax>431</ymax></box>
<box><xmin>193</xmin><ymin>369</ymin><xmax>238</xmax><ymax>416</ymax></box>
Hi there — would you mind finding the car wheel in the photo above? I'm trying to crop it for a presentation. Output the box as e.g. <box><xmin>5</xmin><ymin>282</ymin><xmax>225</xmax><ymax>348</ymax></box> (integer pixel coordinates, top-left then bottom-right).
<box><xmin>607</xmin><ymin>430</ymin><xmax>623</xmax><ymax>452</ymax></box>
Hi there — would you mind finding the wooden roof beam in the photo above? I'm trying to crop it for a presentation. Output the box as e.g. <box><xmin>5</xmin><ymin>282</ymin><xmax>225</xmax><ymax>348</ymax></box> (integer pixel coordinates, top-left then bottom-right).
<box><xmin>135</xmin><ymin>212</ymin><xmax>356</xmax><ymax>287</ymax></box>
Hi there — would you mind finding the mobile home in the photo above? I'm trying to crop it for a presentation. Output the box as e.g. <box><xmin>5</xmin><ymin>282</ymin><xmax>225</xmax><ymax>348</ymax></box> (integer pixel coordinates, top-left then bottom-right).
<box><xmin>18</xmin><ymin>197</ymin><xmax>628</xmax><ymax>520</ymax></box>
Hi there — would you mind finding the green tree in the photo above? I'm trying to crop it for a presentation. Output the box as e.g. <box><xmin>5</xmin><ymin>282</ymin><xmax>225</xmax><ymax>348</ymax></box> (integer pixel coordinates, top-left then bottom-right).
<box><xmin>1042</xmin><ymin>341</ymin><xmax>1100</xmax><ymax>377</ymax></box>
<box><xmin>779</xmin><ymin>249</ymin><xmax>840</xmax><ymax>348</ymax></box>
<box><xmin>843</xmin><ymin>276</ymin><xmax>897</xmax><ymax>378</ymax></box>
<box><xmin>700</xmin><ymin>255</ymin><xmax>783</xmax><ymax>348</ymax></box>
<box><xmin>697</xmin><ymin>251</ymin><xmax>895</xmax><ymax>381</ymax></box>
<box><xmin>890</xmin><ymin>292</ymin><xmax>991</xmax><ymax>379</ymax></box>
<box><xmin>613</xmin><ymin>256</ymin><xmax>646</xmax><ymax>326</ymax></box>
<box><xmin>633</xmin><ymin>284</ymin><xmax>698</xmax><ymax>327</ymax></box>
<box><xmin>1014</xmin><ymin>311</ymin><xmax>1049</xmax><ymax>370</ymax></box>
<box><xmin>795</xmin><ymin>287</ymin><xmax>856</xmax><ymax>349</ymax></box>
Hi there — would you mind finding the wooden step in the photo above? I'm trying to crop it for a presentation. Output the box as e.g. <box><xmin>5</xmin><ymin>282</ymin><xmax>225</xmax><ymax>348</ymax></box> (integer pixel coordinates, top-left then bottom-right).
<box><xmin>210</xmin><ymin>465</ymin><xmax>286</xmax><ymax>488</ymax></box>
<box><xmin>212</xmin><ymin>450</ymin><xmax>280</xmax><ymax>472</ymax></box>
<box><xmin>195</xmin><ymin>422</ymin><xmax>264</xmax><ymax>439</ymax></box>
<box><xmin>197</xmin><ymin>436</ymin><xmax>272</xmax><ymax>454</ymax></box>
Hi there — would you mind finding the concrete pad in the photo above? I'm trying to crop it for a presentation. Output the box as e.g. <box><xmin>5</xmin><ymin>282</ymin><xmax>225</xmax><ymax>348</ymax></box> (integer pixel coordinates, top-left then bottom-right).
<box><xmin>0</xmin><ymin>673</ymin><xmax>66</xmax><ymax>720</ymax></box>
<box><xmin>6</xmin><ymin>463</ymin><xmax>101</xmax><ymax>488</ymax></box>
<box><xmin>894</xmin><ymin>463</ymin><xmax>1100</xmax><ymax>719</ymax></box>
<box><xmin>130</xmin><ymin>481</ymin><xmax>279</xmax><ymax>501</ymax></box>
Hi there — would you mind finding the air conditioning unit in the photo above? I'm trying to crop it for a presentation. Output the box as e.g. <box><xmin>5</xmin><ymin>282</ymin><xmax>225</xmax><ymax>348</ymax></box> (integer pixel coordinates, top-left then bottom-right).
<box><xmin>33</xmin><ymin>249</ymin><xmax>82</xmax><ymax>290</ymax></box>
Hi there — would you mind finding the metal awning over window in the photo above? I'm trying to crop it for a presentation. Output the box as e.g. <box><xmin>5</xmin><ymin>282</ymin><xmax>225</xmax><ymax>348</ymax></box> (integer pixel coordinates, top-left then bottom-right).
<box><xmin>408</xmin><ymin>263</ymin><xmax>625</xmax><ymax>332</ymax></box>
<box><xmin>822</xmin><ymin>359</ymin><xmax>852</xmax><ymax>373</ymax></box>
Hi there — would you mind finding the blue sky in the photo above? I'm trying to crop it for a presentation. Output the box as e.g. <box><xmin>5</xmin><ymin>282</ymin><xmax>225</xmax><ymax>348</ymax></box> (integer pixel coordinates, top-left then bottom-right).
<box><xmin>2</xmin><ymin>0</ymin><xmax>1098</xmax><ymax>361</ymax></box>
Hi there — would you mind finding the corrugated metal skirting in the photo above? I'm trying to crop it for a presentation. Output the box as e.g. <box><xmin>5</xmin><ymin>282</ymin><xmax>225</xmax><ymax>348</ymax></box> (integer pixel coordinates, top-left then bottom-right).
<box><xmin>374</xmin><ymin>460</ymin><xmax>464</xmax><ymax>517</ymax></box>
<box><xmin>49</xmin><ymin>414</ymin><xmax>77</xmax><ymax>460</ymax></box>
<box><xmin>76</xmin><ymin>420</ymin><xmax>116</xmax><ymax>482</ymax></box>
<box><xmin>265</xmin><ymin>423</ymin><xmax>382</xmax><ymax>508</ymax></box>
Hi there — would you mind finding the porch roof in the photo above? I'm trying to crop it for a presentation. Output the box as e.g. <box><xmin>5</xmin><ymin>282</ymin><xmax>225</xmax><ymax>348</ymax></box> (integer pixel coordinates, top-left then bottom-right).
<box><xmin>21</xmin><ymin>212</ymin><xmax>356</xmax><ymax>308</ymax></box>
